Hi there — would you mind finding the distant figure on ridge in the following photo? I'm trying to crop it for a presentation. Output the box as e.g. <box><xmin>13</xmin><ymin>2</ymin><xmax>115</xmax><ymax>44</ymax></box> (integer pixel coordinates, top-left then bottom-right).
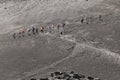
<box><xmin>32</xmin><ymin>27</ymin><xmax>35</xmax><ymax>35</ymax></box>
<box><xmin>36</xmin><ymin>27</ymin><xmax>39</xmax><ymax>34</ymax></box>
<box><xmin>40</xmin><ymin>27</ymin><xmax>44</xmax><ymax>33</ymax></box>
<box><xmin>21</xmin><ymin>30</ymin><xmax>25</xmax><ymax>37</ymax></box>
<box><xmin>12</xmin><ymin>33</ymin><xmax>16</xmax><ymax>39</ymax></box>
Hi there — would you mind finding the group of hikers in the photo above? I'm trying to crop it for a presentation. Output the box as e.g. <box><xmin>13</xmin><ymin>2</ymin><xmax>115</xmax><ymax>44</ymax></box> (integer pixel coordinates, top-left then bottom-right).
<box><xmin>12</xmin><ymin>27</ymin><xmax>43</xmax><ymax>39</ymax></box>
<box><xmin>12</xmin><ymin>14</ymin><xmax>103</xmax><ymax>39</ymax></box>
<box><xmin>29</xmin><ymin>71</ymin><xmax>102</xmax><ymax>80</ymax></box>
<box><xmin>12</xmin><ymin>23</ymin><xmax>66</xmax><ymax>39</ymax></box>
<box><xmin>80</xmin><ymin>15</ymin><xmax>103</xmax><ymax>24</ymax></box>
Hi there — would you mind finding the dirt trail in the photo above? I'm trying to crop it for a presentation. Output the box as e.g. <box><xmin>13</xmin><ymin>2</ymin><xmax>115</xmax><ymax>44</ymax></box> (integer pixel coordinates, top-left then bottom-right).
<box><xmin>19</xmin><ymin>32</ymin><xmax>120</xmax><ymax>80</ymax></box>
<box><xmin>0</xmin><ymin>32</ymin><xmax>119</xmax><ymax>80</ymax></box>
<box><xmin>19</xmin><ymin>44</ymin><xmax>83</xmax><ymax>80</ymax></box>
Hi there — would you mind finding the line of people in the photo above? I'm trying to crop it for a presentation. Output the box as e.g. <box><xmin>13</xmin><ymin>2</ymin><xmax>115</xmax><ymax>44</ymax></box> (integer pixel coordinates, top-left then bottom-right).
<box><xmin>12</xmin><ymin>26</ymin><xmax>43</xmax><ymax>39</ymax></box>
<box><xmin>12</xmin><ymin>14</ymin><xmax>104</xmax><ymax>39</ymax></box>
<box><xmin>12</xmin><ymin>23</ymin><xmax>65</xmax><ymax>39</ymax></box>
<box><xmin>80</xmin><ymin>15</ymin><xmax>103</xmax><ymax>24</ymax></box>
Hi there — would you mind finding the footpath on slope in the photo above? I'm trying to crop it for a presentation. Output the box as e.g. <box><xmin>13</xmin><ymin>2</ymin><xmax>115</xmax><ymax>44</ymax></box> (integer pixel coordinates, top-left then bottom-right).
<box><xmin>18</xmin><ymin>32</ymin><xmax>120</xmax><ymax>80</ymax></box>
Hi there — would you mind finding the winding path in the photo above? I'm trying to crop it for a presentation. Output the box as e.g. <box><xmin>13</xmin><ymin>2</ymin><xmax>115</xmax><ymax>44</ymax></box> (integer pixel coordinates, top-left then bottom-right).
<box><xmin>18</xmin><ymin>32</ymin><xmax>120</xmax><ymax>80</ymax></box>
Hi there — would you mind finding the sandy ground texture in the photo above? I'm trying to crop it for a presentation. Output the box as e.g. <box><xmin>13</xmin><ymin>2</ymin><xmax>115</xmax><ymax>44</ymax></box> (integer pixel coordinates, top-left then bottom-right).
<box><xmin>0</xmin><ymin>0</ymin><xmax>104</xmax><ymax>34</ymax></box>
<box><xmin>0</xmin><ymin>0</ymin><xmax>120</xmax><ymax>80</ymax></box>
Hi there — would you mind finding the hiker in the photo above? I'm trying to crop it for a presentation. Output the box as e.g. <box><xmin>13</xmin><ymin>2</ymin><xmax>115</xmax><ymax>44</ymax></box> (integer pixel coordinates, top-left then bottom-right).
<box><xmin>85</xmin><ymin>17</ymin><xmax>89</xmax><ymax>24</ymax></box>
<box><xmin>60</xmin><ymin>27</ymin><xmax>64</xmax><ymax>35</ymax></box>
<box><xmin>81</xmin><ymin>18</ymin><xmax>84</xmax><ymax>24</ymax></box>
<box><xmin>21</xmin><ymin>30</ymin><xmax>25</xmax><ymax>37</ymax></box>
<box><xmin>98</xmin><ymin>15</ymin><xmax>102</xmax><ymax>21</ymax></box>
<box><xmin>32</xmin><ymin>27</ymin><xmax>35</xmax><ymax>35</ymax></box>
<box><xmin>62</xmin><ymin>23</ymin><xmax>66</xmax><ymax>28</ymax></box>
<box><xmin>51</xmin><ymin>24</ymin><xmax>54</xmax><ymax>28</ymax></box>
<box><xmin>13</xmin><ymin>33</ymin><xmax>16</xmax><ymax>39</ymax></box>
<box><xmin>60</xmin><ymin>32</ymin><xmax>63</xmax><ymax>35</ymax></box>
<box><xmin>40</xmin><ymin>27</ymin><xmax>44</xmax><ymax>33</ymax></box>
<box><xmin>36</xmin><ymin>27</ymin><xmax>39</xmax><ymax>34</ymax></box>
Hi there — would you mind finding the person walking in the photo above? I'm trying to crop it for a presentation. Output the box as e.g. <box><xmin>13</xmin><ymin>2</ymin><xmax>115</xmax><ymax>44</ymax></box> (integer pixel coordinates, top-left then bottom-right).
<box><xmin>62</xmin><ymin>23</ymin><xmax>66</xmax><ymax>28</ymax></box>
<box><xmin>98</xmin><ymin>15</ymin><xmax>102</xmax><ymax>21</ymax></box>
<box><xmin>13</xmin><ymin>33</ymin><xmax>16</xmax><ymax>39</ymax></box>
<box><xmin>32</xmin><ymin>27</ymin><xmax>35</xmax><ymax>35</ymax></box>
<box><xmin>60</xmin><ymin>31</ymin><xmax>63</xmax><ymax>35</ymax></box>
<box><xmin>81</xmin><ymin>18</ymin><xmax>84</xmax><ymax>24</ymax></box>
<box><xmin>40</xmin><ymin>27</ymin><xmax>44</xmax><ymax>33</ymax></box>
<box><xmin>36</xmin><ymin>27</ymin><xmax>39</xmax><ymax>34</ymax></box>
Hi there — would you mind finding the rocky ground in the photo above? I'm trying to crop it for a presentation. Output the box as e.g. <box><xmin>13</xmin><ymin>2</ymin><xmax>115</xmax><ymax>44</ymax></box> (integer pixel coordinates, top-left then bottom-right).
<box><xmin>0</xmin><ymin>0</ymin><xmax>120</xmax><ymax>80</ymax></box>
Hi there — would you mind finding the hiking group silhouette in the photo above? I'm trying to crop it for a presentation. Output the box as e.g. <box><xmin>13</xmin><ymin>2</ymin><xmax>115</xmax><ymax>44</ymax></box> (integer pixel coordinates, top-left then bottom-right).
<box><xmin>12</xmin><ymin>23</ymin><xmax>66</xmax><ymax>39</ymax></box>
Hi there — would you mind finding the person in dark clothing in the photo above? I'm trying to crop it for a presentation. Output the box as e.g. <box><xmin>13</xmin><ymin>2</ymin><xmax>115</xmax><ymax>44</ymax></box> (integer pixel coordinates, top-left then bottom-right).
<box><xmin>62</xmin><ymin>23</ymin><xmax>66</xmax><ymax>28</ymax></box>
<box><xmin>85</xmin><ymin>17</ymin><xmax>89</xmax><ymax>24</ymax></box>
<box><xmin>98</xmin><ymin>15</ymin><xmax>102</xmax><ymax>21</ymax></box>
<box><xmin>32</xmin><ymin>27</ymin><xmax>35</xmax><ymax>35</ymax></box>
<box><xmin>13</xmin><ymin>33</ymin><xmax>16</xmax><ymax>39</ymax></box>
<box><xmin>81</xmin><ymin>18</ymin><xmax>84</xmax><ymax>24</ymax></box>
<box><xmin>60</xmin><ymin>32</ymin><xmax>63</xmax><ymax>35</ymax></box>
<box><xmin>36</xmin><ymin>27</ymin><xmax>39</xmax><ymax>34</ymax></box>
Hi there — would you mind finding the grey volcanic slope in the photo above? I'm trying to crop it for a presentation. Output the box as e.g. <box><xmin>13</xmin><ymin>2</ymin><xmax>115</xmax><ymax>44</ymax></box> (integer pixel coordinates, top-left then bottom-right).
<box><xmin>0</xmin><ymin>0</ymin><xmax>103</xmax><ymax>34</ymax></box>
<box><xmin>0</xmin><ymin>0</ymin><xmax>120</xmax><ymax>80</ymax></box>
<box><xmin>0</xmin><ymin>34</ymin><xmax>76</xmax><ymax>80</ymax></box>
<box><xmin>32</xmin><ymin>43</ymin><xmax>120</xmax><ymax>80</ymax></box>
